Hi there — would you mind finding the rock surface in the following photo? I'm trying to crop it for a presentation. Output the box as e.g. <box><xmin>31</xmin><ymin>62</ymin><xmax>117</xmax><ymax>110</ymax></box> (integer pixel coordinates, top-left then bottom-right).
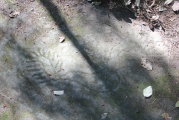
<box><xmin>0</xmin><ymin>0</ymin><xmax>179</xmax><ymax>120</ymax></box>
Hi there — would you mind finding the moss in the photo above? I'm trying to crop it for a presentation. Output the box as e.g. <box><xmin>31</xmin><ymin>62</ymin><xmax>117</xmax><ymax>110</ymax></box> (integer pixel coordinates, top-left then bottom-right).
<box><xmin>72</xmin><ymin>26</ymin><xmax>83</xmax><ymax>36</ymax></box>
<box><xmin>3</xmin><ymin>0</ymin><xmax>15</xmax><ymax>4</ymax></box>
<box><xmin>15</xmin><ymin>112</ymin><xmax>34</xmax><ymax>120</ymax></box>
<box><xmin>1</xmin><ymin>54</ymin><xmax>11</xmax><ymax>64</ymax></box>
<box><xmin>152</xmin><ymin>76</ymin><xmax>174</xmax><ymax>99</ymax></box>
<box><xmin>25</xmin><ymin>39</ymin><xmax>35</xmax><ymax>46</ymax></box>
<box><xmin>107</xmin><ymin>98</ymin><xmax>117</xmax><ymax>107</ymax></box>
<box><xmin>48</xmin><ymin>42</ymin><xmax>58</xmax><ymax>49</ymax></box>
<box><xmin>4</xmin><ymin>44</ymin><xmax>10</xmax><ymax>53</ymax></box>
<box><xmin>0</xmin><ymin>112</ymin><xmax>9</xmax><ymax>120</ymax></box>
<box><xmin>93</xmin><ymin>107</ymin><xmax>102</xmax><ymax>115</ymax></box>
<box><xmin>25</xmin><ymin>29</ymin><xmax>41</xmax><ymax>46</ymax></box>
<box><xmin>155</xmin><ymin>76</ymin><xmax>169</xmax><ymax>86</ymax></box>
<box><xmin>135</xmin><ymin>76</ymin><xmax>174</xmax><ymax>98</ymax></box>
<box><xmin>136</xmin><ymin>82</ymin><xmax>150</xmax><ymax>91</ymax></box>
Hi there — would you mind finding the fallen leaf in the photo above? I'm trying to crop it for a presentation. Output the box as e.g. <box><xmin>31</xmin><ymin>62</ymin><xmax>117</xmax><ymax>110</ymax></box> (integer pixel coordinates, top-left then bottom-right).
<box><xmin>135</xmin><ymin>0</ymin><xmax>140</xmax><ymax>7</ymax></box>
<box><xmin>54</xmin><ymin>90</ymin><xmax>64</xmax><ymax>96</ymax></box>
<box><xmin>159</xmin><ymin>6</ymin><xmax>167</xmax><ymax>12</ymax></box>
<box><xmin>141</xmin><ymin>57</ymin><xmax>153</xmax><ymax>70</ymax></box>
<box><xmin>143</xmin><ymin>86</ymin><xmax>152</xmax><ymax>97</ymax></box>
<box><xmin>124</xmin><ymin>0</ymin><xmax>131</xmax><ymax>5</ymax></box>
<box><xmin>9</xmin><ymin>11</ymin><xmax>20</xmax><ymax>18</ymax></box>
<box><xmin>151</xmin><ymin>15</ymin><xmax>159</xmax><ymax>20</ymax></box>
<box><xmin>59</xmin><ymin>36</ymin><xmax>65</xmax><ymax>43</ymax></box>
<box><xmin>172</xmin><ymin>1</ymin><xmax>179</xmax><ymax>11</ymax></box>
<box><xmin>101</xmin><ymin>113</ymin><xmax>108</xmax><ymax>119</ymax></box>
<box><xmin>169</xmin><ymin>17</ymin><xmax>176</xmax><ymax>21</ymax></box>
<box><xmin>175</xmin><ymin>100</ymin><xmax>179</xmax><ymax>107</ymax></box>
<box><xmin>161</xmin><ymin>113</ymin><xmax>171</xmax><ymax>120</ymax></box>
<box><xmin>92</xmin><ymin>1</ymin><xmax>101</xmax><ymax>5</ymax></box>
<box><xmin>3</xmin><ymin>104</ymin><xmax>8</xmax><ymax>108</ymax></box>
<box><xmin>164</xmin><ymin>0</ymin><xmax>173</xmax><ymax>5</ymax></box>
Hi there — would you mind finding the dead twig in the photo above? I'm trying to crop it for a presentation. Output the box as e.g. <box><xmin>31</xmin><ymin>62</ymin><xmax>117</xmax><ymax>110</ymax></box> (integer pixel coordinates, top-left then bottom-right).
<box><xmin>149</xmin><ymin>0</ymin><xmax>156</xmax><ymax>8</ymax></box>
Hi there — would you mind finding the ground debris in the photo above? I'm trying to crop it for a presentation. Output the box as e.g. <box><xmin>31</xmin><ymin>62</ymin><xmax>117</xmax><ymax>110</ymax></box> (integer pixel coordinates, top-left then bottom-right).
<box><xmin>101</xmin><ymin>113</ymin><xmax>108</xmax><ymax>119</ymax></box>
<box><xmin>9</xmin><ymin>11</ymin><xmax>20</xmax><ymax>18</ymax></box>
<box><xmin>143</xmin><ymin>86</ymin><xmax>153</xmax><ymax>98</ymax></box>
<box><xmin>158</xmin><ymin>6</ymin><xmax>167</xmax><ymax>12</ymax></box>
<box><xmin>143</xmin><ymin>86</ymin><xmax>152</xmax><ymax>98</ymax></box>
<box><xmin>141</xmin><ymin>57</ymin><xmax>152</xmax><ymax>70</ymax></box>
<box><xmin>53</xmin><ymin>90</ymin><xmax>64</xmax><ymax>96</ymax></box>
<box><xmin>172</xmin><ymin>1</ymin><xmax>179</xmax><ymax>11</ymax></box>
<box><xmin>164</xmin><ymin>0</ymin><xmax>173</xmax><ymax>5</ymax></box>
<box><xmin>59</xmin><ymin>36</ymin><xmax>65</xmax><ymax>43</ymax></box>
<box><xmin>92</xmin><ymin>1</ymin><xmax>101</xmax><ymax>6</ymax></box>
<box><xmin>161</xmin><ymin>112</ymin><xmax>172</xmax><ymax>120</ymax></box>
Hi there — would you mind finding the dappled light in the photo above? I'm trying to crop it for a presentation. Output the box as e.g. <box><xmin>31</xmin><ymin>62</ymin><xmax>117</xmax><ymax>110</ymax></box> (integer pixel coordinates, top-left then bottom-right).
<box><xmin>0</xmin><ymin>0</ymin><xmax>179</xmax><ymax>120</ymax></box>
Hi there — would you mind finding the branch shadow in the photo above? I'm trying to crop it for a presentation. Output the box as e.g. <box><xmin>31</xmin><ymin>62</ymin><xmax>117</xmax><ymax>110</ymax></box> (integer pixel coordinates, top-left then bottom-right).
<box><xmin>8</xmin><ymin>34</ymin><xmax>156</xmax><ymax>119</ymax></box>
<box><xmin>2</xmin><ymin>0</ymin><xmax>178</xmax><ymax>120</ymax></box>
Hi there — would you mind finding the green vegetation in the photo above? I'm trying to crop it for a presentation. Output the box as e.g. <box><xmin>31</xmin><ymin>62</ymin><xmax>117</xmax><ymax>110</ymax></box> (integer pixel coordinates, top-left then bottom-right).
<box><xmin>0</xmin><ymin>112</ymin><xmax>9</xmax><ymax>120</ymax></box>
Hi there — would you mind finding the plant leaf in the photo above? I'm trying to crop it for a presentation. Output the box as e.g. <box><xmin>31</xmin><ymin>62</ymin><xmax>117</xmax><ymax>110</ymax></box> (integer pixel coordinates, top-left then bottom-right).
<box><xmin>175</xmin><ymin>100</ymin><xmax>179</xmax><ymax>107</ymax></box>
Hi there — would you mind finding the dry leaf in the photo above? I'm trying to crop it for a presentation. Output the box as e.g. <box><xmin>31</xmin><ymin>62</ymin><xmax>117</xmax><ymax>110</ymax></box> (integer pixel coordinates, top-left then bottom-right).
<box><xmin>3</xmin><ymin>104</ymin><xmax>8</xmax><ymax>108</ymax></box>
<box><xmin>141</xmin><ymin>57</ymin><xmax>153</xmax><ymax>70</ymax></box>
<box><xmin>151</xmin><ymin>15</ymin><xmax>159</xmax><ymax>20</ymax></box>
<box><xmin>159</xmin><ymin>6</ymin><xmax>167</xmax><ymax>12</ymax></box>
<box><xmin>124</xmin><ymin>0</ymin><xmax>131</xmax><ymax>5</ymax></box>
<box><xmin>9</xmin><ymin>11</ymin><xmax>20</xmax><ymax>18</ymax></box>
<box><xmin>53</xmin><ymin>90</ymin><xmax>64</xmax><ymax>95</ymax></box>
<box><xmin>101</xmin><ymin>113</ymin><xmax>108</xmax><ymax>119</ymax></box>
<box><xmin>172</xmin><ymin>1</ymin><xmax>179</xmax><ymax>11</ymax></box>
<box><xmin>135</xmin><ymin>0</ymin><xmax>140</xmax><ymax>7</ymax></box>
<box><xmin>161</xmin><ymin>113</ymin><xmax>172</xmax><ymax>120</ymax></box>
<box><xmin>59</xmin><ymin>36</ymin><xmax>65</xmax><ymax>43</ymax></box>
<box><xmin>92</xmin><ymin>1</ymin><xmax>101</xmax><ymax>5</ymax></box>
<box><xmin>164</xmin><ymin>0</ymin><xmax>173</xmax><ymax>5</ymax></box>
<box><xmin>161</xmin><ymin>113</ymin><xmax>169</xmax><ymax>119</ymax></box>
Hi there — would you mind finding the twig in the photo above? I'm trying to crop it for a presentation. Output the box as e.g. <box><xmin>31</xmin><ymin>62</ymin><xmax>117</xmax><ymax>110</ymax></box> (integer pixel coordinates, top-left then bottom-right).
<box><xmin>149</xmin><ymin>0</ymin><xmax>156</xmax><ymax>8</ymax></box>
<box><xmin>171</xmin><ymin>107</ymin><xmax>176</xmax><ymax>111</ymax></box>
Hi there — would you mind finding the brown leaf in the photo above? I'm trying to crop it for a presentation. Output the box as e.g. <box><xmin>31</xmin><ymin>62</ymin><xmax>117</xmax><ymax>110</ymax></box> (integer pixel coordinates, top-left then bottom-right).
<box><xmin>3</xmin><ymin>104</ymin><xmax>8</xmax><ymax>109</ymax></box>
<box><xmin>161</xmin><ymin>113</ymin><xmax>169</xmax><ymax>119</ymax></box>
<box><xmin>161</xmin><ymin>113</ymin><xmax>172</xmax><ymax>120</ymax></box>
